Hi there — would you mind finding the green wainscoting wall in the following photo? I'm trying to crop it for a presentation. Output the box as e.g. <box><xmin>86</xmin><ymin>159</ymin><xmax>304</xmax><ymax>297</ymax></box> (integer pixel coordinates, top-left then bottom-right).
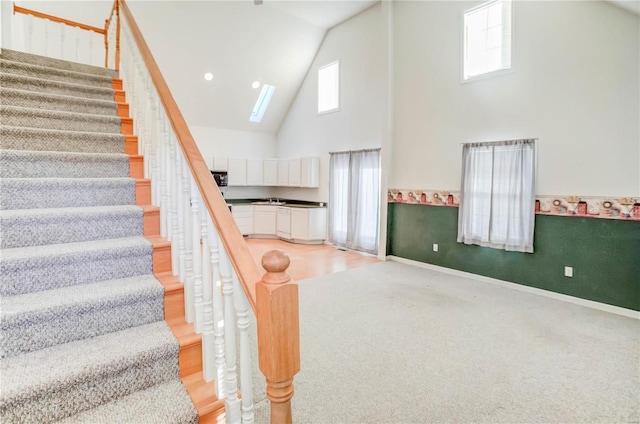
<box><xmin>387</xmin><ymin>203</ymin><xmax>640</xmax><ymax>311</ymax></box>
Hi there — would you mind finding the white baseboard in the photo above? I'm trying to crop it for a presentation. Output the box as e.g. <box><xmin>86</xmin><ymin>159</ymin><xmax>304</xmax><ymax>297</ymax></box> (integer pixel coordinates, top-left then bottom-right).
<box><xmin>386</xmin><ymin>255</ymin><xmax>640</xmax><ymax>320</ymax></box>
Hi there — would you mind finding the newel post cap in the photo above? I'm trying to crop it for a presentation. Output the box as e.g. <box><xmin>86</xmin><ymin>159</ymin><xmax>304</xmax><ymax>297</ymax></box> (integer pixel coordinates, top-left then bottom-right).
<box><xmin>261</xmin><ymin>250</ymin><xmax>291</xmax><ymax>286</ymax></box>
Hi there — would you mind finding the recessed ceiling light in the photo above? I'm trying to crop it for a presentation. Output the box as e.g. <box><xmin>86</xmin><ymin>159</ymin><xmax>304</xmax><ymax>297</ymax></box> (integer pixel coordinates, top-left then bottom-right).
<box><xmin>204</xmin><ymin>72</ymin><xmax>213</xmax><ymax>81</ymax></box>
<box><xmin>252</xmin><ymin>81</ymin><xmax>261</xmax><ymax>89</ymax></box>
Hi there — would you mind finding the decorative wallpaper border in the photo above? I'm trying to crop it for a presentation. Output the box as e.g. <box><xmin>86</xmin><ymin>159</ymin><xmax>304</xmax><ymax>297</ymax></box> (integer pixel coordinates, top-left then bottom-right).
<box><xmin>387</xmin><ymin>189</ymin><xmax>640</xmax><ymax>221</ymax></box>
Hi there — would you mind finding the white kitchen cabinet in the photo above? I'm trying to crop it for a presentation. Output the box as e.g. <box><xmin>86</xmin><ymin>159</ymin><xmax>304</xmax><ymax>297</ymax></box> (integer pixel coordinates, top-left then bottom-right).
<box><xmin>288</xmin><ymin>159</ymin><xmax>301</xmax><ymax>187</ymax></box>
<box><xmin>264</xmin><ymin>159</ymin><xmax>278</xmax><ymax>186</ymax></box>
<box><xmin>246</xmin><ymin>158</ymin><xmax>264</xmax><ymax>186</ymax></box>
<box><xmin>212</xmin><ymin>157</ymin><xmax>228</xmax><ymax>171</ymax></box>
<box><xmin>228</xmin><ymin>158</ymin><xmax>247</xmax><ymax>186</ymax></box>
<box><xmin>291</xmin><ymin>207</ymin><xmax>327</xmax><ymax>243</ymax></box>
<box><xmin>253</xmin><ymin>205</ymin><xmax>276</xmax><ymax>236</ymax></box>
<box><xmin>300</xmin><ymin>157</ymin><xmax>320</xmax><ymax>188</ymax></box>
<box><xmin>277</xmin><ymin>159</ymin><xmax>289</xmax><ymax>186</ymax></box>
<box><xmin>276</xmin><ymin>207</ymin><xmax>291</xmax><ymax>239</ymax></box>
<box><xmin>232</xmin><ymin>205</ymin><xmax>254</xmax><ymax>235</ymax></box>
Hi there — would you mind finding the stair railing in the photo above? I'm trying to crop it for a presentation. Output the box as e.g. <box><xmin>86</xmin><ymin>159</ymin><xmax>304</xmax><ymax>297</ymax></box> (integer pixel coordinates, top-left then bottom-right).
<box><xmin>8</xmin><ymin>3</ymin><xmax>110</xmax><ymax>68</ymax></box>
<box><xmin>116</xmin><ymin>1</ymin><xmax>300</xmax><ymax>423</ymax></box>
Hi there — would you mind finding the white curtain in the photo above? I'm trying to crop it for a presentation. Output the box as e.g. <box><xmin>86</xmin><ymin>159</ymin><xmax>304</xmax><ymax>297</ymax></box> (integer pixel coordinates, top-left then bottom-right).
<box><xmin>329</xmin><ymin>149</ymin><xmax>380</xmax><ymax>254</ymax></box>
<box><xmin>457</xmin><ymin>139</ymin><xmax>535</xmax><ymax>253</ymax></box>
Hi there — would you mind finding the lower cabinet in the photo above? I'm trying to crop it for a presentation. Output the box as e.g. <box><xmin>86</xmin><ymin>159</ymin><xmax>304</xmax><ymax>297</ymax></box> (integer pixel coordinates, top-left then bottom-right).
<box><xmin>253</xmin><ymin>205</ymin><xmax>276</xmax><ymax>236</ymax></box>
<box><xmin>232</xmin><ymin>205</ymin><xmax>254</xmax><ymax>235</ymax></box>
<box><xmin>291</xmin><ymin>208</ymin><xmax>327</xmax><ymax>242</ymax></box>
<box><xmin>276</xmin><ymin>207</ymin><xmax>291</xmax><ymax>239</ymax></box>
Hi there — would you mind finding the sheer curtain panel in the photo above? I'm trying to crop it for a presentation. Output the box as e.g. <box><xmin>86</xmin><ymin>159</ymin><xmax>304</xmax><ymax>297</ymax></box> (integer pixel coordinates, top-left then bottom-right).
<box><xmin>329</xmin><ymin>149</ymin><xmax>381</xmax><ymax>254</ymax></box>
<box><xmin>457</xmin><ymin>139</ymin><xmax>536</xmax><ymax>253</ymax></box>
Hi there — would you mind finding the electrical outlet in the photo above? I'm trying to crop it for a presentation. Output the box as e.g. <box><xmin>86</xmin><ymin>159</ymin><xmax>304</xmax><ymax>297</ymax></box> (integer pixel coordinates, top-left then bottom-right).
<box><xmin>564</xmin><ymin>266</ymin><xmax>573</xmax><ymax>278</ymax></box>
<box><xmin>433</xmin><ymin>243</ymin><xmax>439</xmax><ymax>252</ymax></box>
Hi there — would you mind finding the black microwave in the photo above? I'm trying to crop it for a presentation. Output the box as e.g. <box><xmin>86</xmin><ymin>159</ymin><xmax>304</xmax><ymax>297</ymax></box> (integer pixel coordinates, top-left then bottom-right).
<box><xmin>211</xmin><ymin>171</ymin><xmax>228</xmax><ymax>187</ymax></box>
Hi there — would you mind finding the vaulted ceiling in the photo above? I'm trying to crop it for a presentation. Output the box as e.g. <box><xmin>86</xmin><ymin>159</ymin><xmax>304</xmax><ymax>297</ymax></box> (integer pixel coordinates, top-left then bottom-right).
<box><xmin>127</xmin><ymin>1</ymin><xmax>377</xmax><ymax>134</ymax></box>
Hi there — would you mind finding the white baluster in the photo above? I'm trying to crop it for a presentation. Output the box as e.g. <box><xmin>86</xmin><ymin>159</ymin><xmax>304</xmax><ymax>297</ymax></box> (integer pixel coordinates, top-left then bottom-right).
<box><xmin>88</xmin><ymin>32</ymin><xmax>94</xmax><ymax>66</ymax></box>
<box><xmin>43</xmin><ymin>18</ymin><xmax>49</xmax><ymax>57</ymax></box>
<box><xmin>201</xmin><ymin>210</ymin><xmax>215</xmax><ymax>381</ymax></box>
<box><xmin>208</xmin><ymin>223</ymin><xmax>227</xmax><ymax>398</ymax></box>
<box><xmin>234</xmin><ymin>276</ymin><xmax>254</xmax><ymax>424</ymax></box>
<box><xmin>169</xmin><ymin>134</ymin><xmax>180</xmax><ymax>277</ymax></box>
<box><xmin>176</xmin><ymin>146</ymin><xmax>187</xmax><ymax>283</ymax></box>
<box><xmin>191</xmin><ymin>180</ymin><xmax>204</xmax><ymax>333</ymax></box>
<box><xmin>183</xmin><ymin>155</ymin><xmax>195</xmax><ymax>323</ymax></box>
<box><xmin>74</xmin><ymin>26</ymin><xmax>80</xmax><ymax>62</ymax></box>
<box><xmin>26</xmin><ymin>17</ymin><xmax>33</xmax><ymax>54</ymax></box>
<box><xmin>159</xmin><ymin>112</ymin><xmax>169</xmax><ymax>239</ymax></box>
<box><xmin>219</xmin><ymin>247</ymin><xmax>241</xmax><ymax>424</ymax></box>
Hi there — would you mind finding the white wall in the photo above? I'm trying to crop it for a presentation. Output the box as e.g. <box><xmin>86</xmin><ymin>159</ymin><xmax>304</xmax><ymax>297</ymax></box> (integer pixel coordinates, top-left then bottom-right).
<box><xmin>190</xmin><ymin>125</ymin><xmax>277</xmax><ymax>200</ymax></box>
<box><xmin>392</xmin><ymin>0</ymin><xmax>640</xmax><ymax>197</ymax></box>
<box><xmin>275</xmin><ymin>3</ymin><xmax>386</xmax><ymax>202</ymax></box>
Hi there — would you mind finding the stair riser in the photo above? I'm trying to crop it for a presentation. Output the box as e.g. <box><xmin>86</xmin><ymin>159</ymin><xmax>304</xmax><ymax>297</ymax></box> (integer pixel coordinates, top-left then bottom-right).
<box><xmin>0</xmin><ymin>355</ymin><xmax>178</xmax><ymax>424</ymax></box>
<box><xmin>0</xmin><ymin>250</ymin><xmax>152</xmax><ymax>297</ymax></box>
<box><xmin>0</xmin><ymin>49</ymin><xmax>119</xmax><ymax>78</ymax></box>
<box><xmin>1</xmin><ymin>292</ymin><xmax>164</xmax><ymax>358</ymax></box>
<box><xmin>0</xmin><ymin>179</ymin><xmax>136</xmax><ymax>210</ymax></box>
<box><xmin>0</xmin><ymin>127</ymin><xmax>126</xmax><ymax>154</ymax></box>
<box><xmin>1</xmin><ymin>88</ymin><xmax>118</xmax><ymax>116</ymax></box>
<box><xmin>0</xmin><ymin>153</ymin><xmax>130</xmax><ymax>179</ymax></box>
<box><xmin>0</xmin><ymin>211</ymin><xmax>143</xmax><ymax>249</ymax></box>
<box><xmin>1</xmin><ymin>59</ymin><xmax>114</xmax><ymax>88</ymax></box>
<box><xmin>1</xmin><ymin>107</ymin><xmax>121</xmax><ymax>134</ymax></box>
<box><xmin>0</xmin><ymin>73</ymin><xmax>114</xmax><ymax>101</ymax></box>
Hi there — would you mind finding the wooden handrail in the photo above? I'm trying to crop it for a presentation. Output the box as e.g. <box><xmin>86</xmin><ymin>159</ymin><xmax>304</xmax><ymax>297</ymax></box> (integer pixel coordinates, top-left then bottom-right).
<box><xmin>118</xmin><ymin>0</ymin><xmax>261</xmax><ymax>311</ymax></box>
<box><xmin>13</xmin><ymin>5</ymin><xmax>106</xmax><ymax>35</ymax></box>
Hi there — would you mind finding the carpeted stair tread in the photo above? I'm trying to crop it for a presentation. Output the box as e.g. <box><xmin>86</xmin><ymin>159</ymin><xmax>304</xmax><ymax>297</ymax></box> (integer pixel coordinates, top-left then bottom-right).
<box><xmin>1</xmin><ymin>58</ymin><xmax>115</xmax><ymax>88</ymax></box>
<box><xmin>1</xmin><ymin>275</ymin><xmax>164</xmax><ymax>358</ymax></box>
<box><xmin>1</xmin><ymin>105</ymin><xmax>121</xmax><ymax>133</ymax></box>
<box><xmin>0</xmin><ymin>321</ymin><xmax>180</xmax><ymax>424</ymax></box>
<box><xmin>0</xmin><ymin>205</ymin><xmax>143</xmax><ymax>249</ymax></box>
<box><xmin>0</xmin><ymin>87</ymin><xmax>118</xmax><ymax>116</ymax></box>
<box><xmin>0</xmin><ymin>48</ymin><xmax>119</xmax><ymax>78</ymax></box>
<box><xmin>0</xmin><ymin>177</ymin><xmax>136</xmax><ymax>210</ymax></box>
<box><xmin>0</xmin><ymin>236</ymin><xmax>152</xmax><ymax>296</ymax></box>
<box><xmin>0</xmin><ymin>149</ymin><xmax>130</xmax><ymax>179</ymax></box>
<box><xmin>0</xmin><ymin>125</ymin><xmax>126</xmax><ymax>153</ymax></box>
<box><xmin>0</xmin><ymin>72</ymin><xmax>114</xmax><ymax>101</ymax></box>
<box><xmin>56</xmin><ymin>380</ymin><xmax>198</xmax><ymax>424</ymax></box>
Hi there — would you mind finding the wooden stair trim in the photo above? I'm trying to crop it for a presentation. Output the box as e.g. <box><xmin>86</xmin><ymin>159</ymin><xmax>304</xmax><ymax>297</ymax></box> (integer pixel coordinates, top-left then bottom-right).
<box><xmin>129</xmin><ymin>155</ymin><xmax>143</xmax><ymax>179</ymax></box>
<box><xmin>155</xmin><ymin>271</ymin><xmax>184</xmax><ymax>321</ymax></box>
<box><xmin>181</xmin><ymin>372</ymin><xmax>226</xmax><ymax>422</ymax></box>
<box><xmin>125</xmin><ymin>135</ymin><xmax>138</xmax><ymax>155</ymax></box>
<box><xmin>147</xmin><ymin>235</ymin><xmax>171</xmax><ymax>274</ymax></box>
<box><xmin>140</xmin><ymin>204</ymin><xmax>159</xmax><ymax>236</ymax></box>
<box><xmin>121</xmin><ymin>117</ymin><xmax>133</xmax><ymax>135</ymax></box>
<box><xmin>114</xmin><ymin>90</ymin><xmax>126</xmax><ymax>103</ymax></box>
<box><xmin>117</xmin><ymin>102</ymin><xmax>130</xmax><ymax>118</ymax></box>
<box><xmin>112</xmin><ymin>78</ymin><xmax>123</xmax><ymax>90</ymax></box>
<box><xmin>135</xmin><ymin>179</ymin><xmax>151</xmax><ymax>205</ymax></box>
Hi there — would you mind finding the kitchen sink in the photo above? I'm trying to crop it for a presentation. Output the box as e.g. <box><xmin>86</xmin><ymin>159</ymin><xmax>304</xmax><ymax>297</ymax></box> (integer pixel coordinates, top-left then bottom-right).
<box><xmin>251</xmin><ymin>201</ymin><xmax>286</xmax><ymax>206</ymax></box>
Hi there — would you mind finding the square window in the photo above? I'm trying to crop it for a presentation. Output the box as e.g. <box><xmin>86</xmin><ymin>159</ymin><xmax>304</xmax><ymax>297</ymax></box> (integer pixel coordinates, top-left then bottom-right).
<box><xmin>318</xmin><ymin>61</ymin><xmax>339</xmax><ymax>114</ymax></box>
<box><xmin>463</xmin><ymin>0</ymin><xmax>512</xmax><ymax>81</ymax></box>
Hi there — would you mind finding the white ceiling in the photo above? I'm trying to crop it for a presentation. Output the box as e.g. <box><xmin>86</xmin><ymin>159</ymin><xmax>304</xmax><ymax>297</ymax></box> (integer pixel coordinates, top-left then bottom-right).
<box><xmin>265</xmin><ymin>0</ymin><xmax>378</xmax><ymax>29</ymax></box>
<box><xmin>608</xmin><ymin>0</ymin><xmax>640</xmax><ymax>15</ymax></box>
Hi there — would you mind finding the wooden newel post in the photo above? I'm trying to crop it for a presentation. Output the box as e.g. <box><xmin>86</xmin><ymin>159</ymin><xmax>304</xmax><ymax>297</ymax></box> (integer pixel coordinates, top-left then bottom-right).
<box><xmin>257</xmin><ymin>250</ymin><xmax>300</xmax><ymax>424</ymax></box>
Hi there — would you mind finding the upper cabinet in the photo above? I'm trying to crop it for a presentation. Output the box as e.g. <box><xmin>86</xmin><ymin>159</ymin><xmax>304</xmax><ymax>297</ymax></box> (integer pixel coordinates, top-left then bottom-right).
<box><xmin>300</xmin><ymin>157</ymin><xmax>319</xmax><ymax>188</ymax></box>
<box><xmin>277</xmin><ymin>159</ymin><xmax>289</xmax><ymax>186</ymax></box>
<box><xmin>264</xmin><ymin>159</ymin><xmax>278</xmax><ymax>186</ymax></box>
<box><xmin>227</xmin><ymin>158</ymin><xmax>247</xmax><ymax>186</ymax></box>
<box><xmin>211</xmin><ymin>156</ymin><xmax>319</xmax><ymax>187</ymax></box>
<box><xmin>246</xmin><ymin>158</ymin><xmax>264</xmax><ymax>186</ymax></box>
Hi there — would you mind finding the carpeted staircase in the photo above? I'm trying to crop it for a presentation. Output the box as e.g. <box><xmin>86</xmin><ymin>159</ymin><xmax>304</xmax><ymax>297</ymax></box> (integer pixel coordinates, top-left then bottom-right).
<box><xmin>0</xmin><ymin>49</ymin><xmax>198</xmax><ymax>423</ymax></box>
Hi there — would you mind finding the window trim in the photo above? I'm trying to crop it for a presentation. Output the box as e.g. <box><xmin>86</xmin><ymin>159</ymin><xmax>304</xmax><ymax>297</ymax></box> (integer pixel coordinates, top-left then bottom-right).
<box><xmin>460</xmin><ymin>0</ymin><xmax>514</xmax><ymax>84</ymax></box>
<box><xmin>318</xmin><ymin>60</ymin><xmax>340</xmax><ymax>115</ymax></box>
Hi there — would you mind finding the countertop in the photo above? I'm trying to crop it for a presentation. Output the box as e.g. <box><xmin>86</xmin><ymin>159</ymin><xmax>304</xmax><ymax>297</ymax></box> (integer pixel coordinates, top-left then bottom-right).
<box><xmin>226</xmin><ymin>199</ymin><xmax>326</xmax><ymax>208</ymax></box>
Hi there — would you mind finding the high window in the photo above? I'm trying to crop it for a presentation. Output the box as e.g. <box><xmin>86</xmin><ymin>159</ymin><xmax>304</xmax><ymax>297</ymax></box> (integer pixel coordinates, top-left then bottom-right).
<box><xmin>457</xmin><ymin>139</ymin><xmax>535</xmax><ymax>253</ymax></box>
<box><xmin>463</xmin><ymin>0</ymin><xmax>512</xmax><ymax>81</ymax></box>
<box><xmin>318</xmin><ymin>61</ymin><xmax>339</xmax><ymax>113</ymax></box>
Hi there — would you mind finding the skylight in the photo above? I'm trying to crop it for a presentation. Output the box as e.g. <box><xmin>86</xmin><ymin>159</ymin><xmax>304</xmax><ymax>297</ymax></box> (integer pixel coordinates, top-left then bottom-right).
<box><xmin>318</xmin><ymin>61</ymin><xmax>339</xmax><ymax>113</ymax></box>
<box><xmin>249</xmin><ymin>84</ymin><xmax>276</xmax><ymax>123</ymax></box>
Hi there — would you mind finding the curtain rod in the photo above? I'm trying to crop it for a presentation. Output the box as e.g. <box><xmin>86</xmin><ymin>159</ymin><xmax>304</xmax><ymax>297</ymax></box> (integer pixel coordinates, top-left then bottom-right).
<box><xmin>329</xmin><ymin>148</ymin><xmax>381</xmax><ymax>155</ymax></box>
<box><xmin>461</xmin><ymin>138</ymin><xmax>538</xmax><ymax>145</ymax></box>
